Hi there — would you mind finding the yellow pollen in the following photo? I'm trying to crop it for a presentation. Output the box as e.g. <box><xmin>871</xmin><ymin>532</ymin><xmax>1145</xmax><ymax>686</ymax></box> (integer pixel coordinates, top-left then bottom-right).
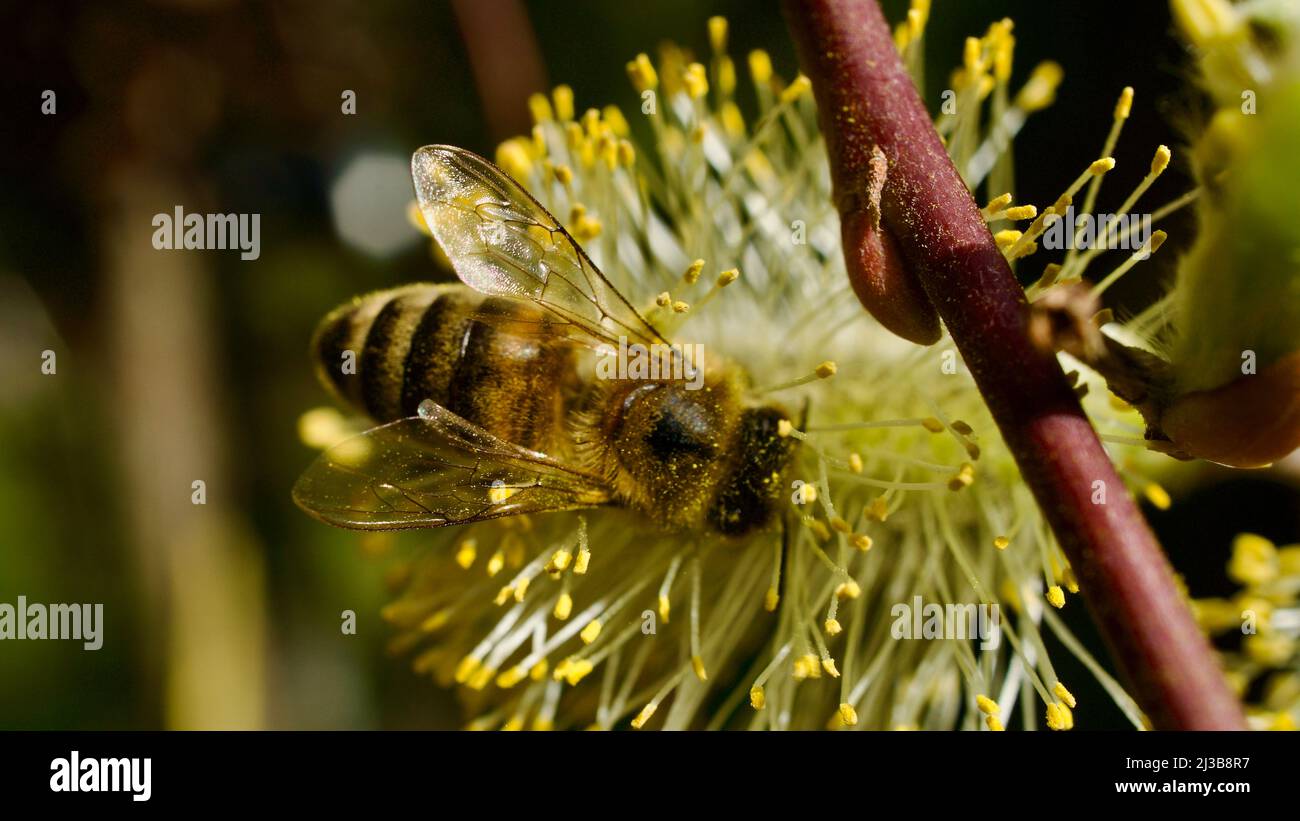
<box><xmin>948</xmin><ymin>462</ymin><xmax>976</xmax><ymax>491</ymax></box>
<box><xmin>495</xmin><ymin>139</ymin><xmax>534</xmax><ymax>182</ymax></box>
<box><xmin>564</xmin><ymin>658</ymin><xmax>594</xmax><ymax>686</ymax></box>
<box><xmin>684</xmin><ymin>258</ymin><xmax>705</xmax><ymax>284</ymax></box>
<box><xmin>1046</xmin><ymin>701</ymin><xmax>1075</xmax><ymax>730</ymax></box>
<box><xmin>530</xmin><ymin>660</ymin><xmax>548</xmax><ymax>681</ymax></box>
<box><xmin>631</xmin><ymin>703</ymin><xmax>657</xmax><ymax>729</ymax></box>
<box><xmin>658</xmin><ymin>594</ymin><xmax>671</xmax><ymax>623</ymax></box>
<box><xmin>553</xmin><ymin>592</ymin><xmax>573</xmax><ymax>621</ymax></box>
<box><xmin>836</xmin><ymin>580</ymin><xmax>862</xmax><ymax>601</ymax></box>
<box><xmin>692</xmin><ymin>655</ymin><xmax>709</xmax><ymax>681</ymax></box>
<box><xmin>527</xmin><ymin>92</ymin><xmax>553</xmax><ymax>123</ymax></box>
<box><xmin>708</xmin><ymin>16</ymin><xmax>728</xmax><ymax>53</ymax></box>
<box><xmin>825</xmin><ymin>618</ymin><xmax>843</xmax><ymax>636</ymax></box>
<box><xmin>496</xmin><ymin>666</ymin><xmax>525</xmax><ymax>689</ymax></box>
<box><xmin>977</xmin><ymin>694</ymin><xmax>1000</xmax><ymax>715</ymax></box>
<box><xmin>617</xmin><ymin>139</ymin><xmax>636</xmax><ymax>166</ymax></box>
<box><xmin>830</xmin><ymin>516</ymin><xmax>851</xmax><ymax>533</ymax></box>
<box><xmin>717</xmin><ymin>267</ymin><xmax>740</xmax><ymax>287</ymax></box>
<box><xmin>1047</xmin><ymin>585</ymin><xmax>1066</xmax><ymax>609</ymax></box>
<box><xmin>986</xmin><ymin>715</ymin><xmax>1005</xmax><ymax>731</ymax></box>
<box><xmin>1003</xmin><ymin>205</ymin><xmax>1038</xmax><ymax>220</ymax></box>
<box><xmin>467</xmin><ymin>665</ymin><xmax>494</xmax><ymax>691</ymax></box>
<box><xmin>994</xmin><ymin>229</ymin><xmax>1023</xmax><ymax>248</ymax></box>
<box><xmin>574</xmin><ymin>546</ymin><xmax>591</xmax><ymax>575</ymax></box>
<box><xmin>513</xmin><ymin>577</ymin><xmax>530</xmax><ymax>602</ymax></box>
<box><xmin>656</xmin><ymin>291</ymin><xmax>671</xmax><ymax>307</ymax></box>
<box><xmin>626</xmin><ymin>53</ymin><xmax>658</xmax><ymax>92</ymax></box>
<box><xmin>580</xmin><ymin>619</ymin><xmax>602</xmax><ymax>644</ymax></box>
<box><xmin>684</xmin><ymin>62</ymin><xmax>709</xmax><ymax>99</ymax></box>
<box><xmin>486</xmin><ymin>550</ymin><xmax>505</xmax><ymax>578</ymax></box>
<box><xmin>822</xmin><ymin>658</ymin><xmax>841</xmax><ymax>678</ymax></box>
<box><xmin>1054</xmin><ymin>682</ymin><xmax>1077</xmax><ymax>708</ymax></box>
<box><xmin>867</xmin><ymin>497</ymin><xmax>889</xmax><ymax>522</ymax></box>
<box><xmin>672</xmin><ymin>300</ymin><xmax>690</xmax><ymax>314</ymax></box>
<box><xmin>1143</xmin><ymin>483</ymin><xmax>1172</xmax><ymax>511</ymax></box>
<box><xmin>748</xmin><ymin>49</ymin><xmax>773</xmax><ymax>85</ymax></box>
<box><xmin>777</xmin><ymin>419</ymin><xmax>795</xmax><ymax>438</ymax></box>
<box><xmin>454</xmin><ymin>656</ymin><xmax>480</xmax><ymax>684</ymax></box>
<box><xmin>764</xmin><ymin>587</ymin><xmax>780</xmax><ymax>612</ymax></box>
<box><xmin>1016</xmin><ymin>61</ymin><xmax>1064</xmax><ymax>112</ymax></box>
<box><xmin>1151</xmin><ymin>145</ymin><xmax>1172</xmax><ymax>175</ymax></box>
<box><xmin>798</xmin><ymin>482</ymin><xmax>817</xmax><ymax>504</ymax></box>
<box><xmin>750</xmin><ymin>686</ymin><xmax>766</xmax><ymax>710</ymax></box>
<box><xmin>455</xmin><ymin>539</ymin><xmax>477</xmax><ymax>569</ymax></box>
<box><xmin>851</xmin><ymin>534</ymin><xmax>873</xmax><ymax>552</ymax></box>
<box><xmin>993</xmin><ymin>535</ymin><xmax>1010</xmax><ymax>550</ymax></box>
<box><xmin>839</xmin><ymin>703</ymin><xmax>859</xmax><ymax>727</ymax></box>
<box><xmin>1115</xmin><ymin>86</ymin><xmax>1134</xmax><ymax>120</ymax></box>
<box><xmin>1089</xmin><ymin>157</ymin><xmax>1116</xmax><ymax>175</ymax></box>
<box><xmin>554</xmin><ymin>164</ymin><xmax>573</xmax><ymax>185</ymax></box>
<box><xmin>922</xmin><ymin>417</ymin><xmax>945</xmax><ymax>433</ymax></box>
<box><xmin>546</xmin><ymin>548</ymin><xmax>572</xmax><ymax>576</ymax></box>
<box><xmin>493</xmin><ymin>585</ymin><xmax>512</xmax><ymax>606</ymax></box>
<box><xmin>848</xmin><ymin>452</ymin><xmax>864</xmax><ymax>473</ymax></box>
<box><xmin>552</xmin><ymin>84</ymin><xmax>575</xmax><ymax>121</ymax></box>
<box><xmin>815</xmin><ymin>360</ymin><xmax>838</xmax><ymax>378</ymax></box>
<box><xmin>779</xmin><ymin>75</ymin><xmax>811</xmax><ymax>105</ymax></box>
<box><xmin>985</xmin><ymin>192</ymin><xmax>1013</xmax><ymax>214</ymax></box>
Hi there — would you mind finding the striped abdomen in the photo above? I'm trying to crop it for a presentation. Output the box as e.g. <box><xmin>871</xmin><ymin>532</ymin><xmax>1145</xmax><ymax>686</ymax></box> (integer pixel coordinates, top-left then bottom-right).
<box><xmin>312</xmin><ymin>284</ymin><xmax>574</xmax><ymax>453</ymax></box>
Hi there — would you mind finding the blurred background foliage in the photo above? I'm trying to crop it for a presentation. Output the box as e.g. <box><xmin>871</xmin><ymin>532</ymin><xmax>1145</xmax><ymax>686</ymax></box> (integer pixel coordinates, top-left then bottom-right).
<box><xmin>0</xmin><ymin>0</ymin><xmax>1295</xmax><ymax>729</ymax></box>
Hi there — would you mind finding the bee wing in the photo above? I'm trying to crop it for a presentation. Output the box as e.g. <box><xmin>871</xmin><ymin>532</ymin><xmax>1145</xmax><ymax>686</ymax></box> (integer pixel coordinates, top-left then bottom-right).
<box><xmin>412</xmin><ymin>144</ymin><xmax>668</xmax><ymax>349</ymax></box>
<box><xmin>293</xmin><ymin>402</ymin><xmax>611</xmax><ymax>531</ymax></box>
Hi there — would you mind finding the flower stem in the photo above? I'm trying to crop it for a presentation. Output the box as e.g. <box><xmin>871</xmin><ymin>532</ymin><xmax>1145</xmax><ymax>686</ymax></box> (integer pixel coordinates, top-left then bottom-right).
<box><xmin>784</xmin><ymin>0</ymin><xmax>1245</xmax><ymax>730</ymax></box>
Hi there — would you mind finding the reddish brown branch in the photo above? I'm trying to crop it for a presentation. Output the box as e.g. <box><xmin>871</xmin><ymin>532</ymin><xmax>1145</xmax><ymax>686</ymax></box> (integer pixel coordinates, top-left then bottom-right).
<box><xmin>784</xmin><ymin>0</ymin><xmax>1245</xmax><ymax>730</ymax></box>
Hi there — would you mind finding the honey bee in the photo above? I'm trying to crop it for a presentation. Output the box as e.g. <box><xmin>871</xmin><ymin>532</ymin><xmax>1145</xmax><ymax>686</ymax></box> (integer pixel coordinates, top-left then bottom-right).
<box><xmin>293</xmin><ymin>145</ymin><xmax>797</xmax><ymax>537</ymax></box>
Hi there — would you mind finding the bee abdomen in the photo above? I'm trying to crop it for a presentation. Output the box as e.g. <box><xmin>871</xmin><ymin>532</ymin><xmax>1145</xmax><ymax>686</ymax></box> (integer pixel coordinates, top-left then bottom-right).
<box><xmin>708</xmin><ymin>406</ymin><xmax>798</xmax><ymax>536</ymax></box>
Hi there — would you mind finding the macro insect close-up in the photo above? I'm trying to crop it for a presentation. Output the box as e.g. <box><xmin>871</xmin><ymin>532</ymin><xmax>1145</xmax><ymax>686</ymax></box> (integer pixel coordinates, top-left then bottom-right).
<box><xmin>3</xmin><ymin>0</ymin><xmax>1300</xmax><ymax>804</ymax></box>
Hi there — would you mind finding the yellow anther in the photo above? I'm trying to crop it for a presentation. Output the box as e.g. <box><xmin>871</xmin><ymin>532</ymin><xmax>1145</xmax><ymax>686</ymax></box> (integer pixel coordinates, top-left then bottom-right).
<box><xmin>852</xmin><ymin>534</ymin><xmax>874</xmax><ymax>552</ymax></box>
<box><xmin>467</xmin><ymin>665</ymin><xmax>494</xmax><ymax>691</ymax></box>
<box><xmin>836</xmin><ymin>579</ymin><xmax>862</xmax><ymax>601</ymax></box>
<box><xmin>527</xmin><ymin>92</ymin><xmax>553</xmax><ymax>123</ymax></box>
<box><xmin>1063</xmin><ymin>566</ymin><xmax>1080</xmax><ymax>594</ymax></box>
<box><xmin>830</xmin><ymin>516</ymin><xmax>851</xmax><ymax>533</ymax></box>
<box><xmin>617</xmin><ymin>139</ymin><xmax>636</xmax><ymax>166</ymax></box>
<box><xmin>848</xmin><ymin>452</ymin><xmax>864</xmax><ymax>473</ymax></box>
<box><xmin>501</xmin><ymin>715</ymin><xmax>524</xmax><ymax>731</ymax></box>
<box><xmin>496</xmin><ymin>666</ymin><xmax>525</xmax><ymax>689</ymax></box>
<box><xmin>798</xmin><ymin>481</ymin><xmax>817</xmax><ymax>504</ymax></box>
<box><xmin>691</xmin><ymin>655</ymin><xmax>709</xmax><ymax>681</ymax></box>
<box><xmin>948</xmin><ymin>462</ymin><xmax>975</xmax><ymax>491</ymax></box>
<box><xmin>1143</xmin><ymin>483</ymin><xmax>1172</xmax><ymax>511</ymax></box>
<box><xmin>1047</xmin><ymin>585</ymin><xmax>1066</xmax><ymax>609</ymax></box>
<box><xmin>993</xmin><ymin>535</ymin><xmax>1010</xmax><ymax>550</ymax></box>
<box><xmin>1115</xmin><ymin>86</ymin><xmax>1134</xmax><ymax>120</ymax></box>
<box><xmin>553</xmin><ymin>592</ymin><xmax>573</xmax><ymax>621</ymax></box>
<box><xmin>454</xmin><ymin>656</ymin><xmax>480</xmax><ymax>684</ymax></box>
<box><xmin>581</xmin><ymin>107</ymin><xmax>602</xmax><ymax>137</ymax></box>
<box><xmin>815</xmin><ymin>360</ymin><xmax>838</xmax><ymax>379</ymax></box>
<box><xmin>683</xmin><ymin>259</ymin><xmax>705</xmax><ymax>284</ymax></box>
<box><xmin>513</xmin><ymin>577</ymin><xmax>530</xmax><ymax>602</ymax></box>
<box><xmin>530</xmin><ymin>660</ymin><xmax>548</xmax><ymax>681</ymax></box>
<box><xmin>552</xmin><ymin>84</ymin><xmax>575</xmax><ymax>121</ymax></box>
<box><xmin>486</xmin><ymin>550</ymin><xmax>505</xmax><ymax>578</ymax></box>
<box><xmin>1148</xmin><ymin>230</ymin><xmax>1168</xmax><ymax>254</ymax></box>
<box><xmin>1151</xmin><ymin>145</ymin><xmax>1172</xmax><ymax>176</ymax></box>
<box><xmin>720</xmin><ymin>100</ymin><xmax>745</xmax><ymax>136</ymax></box>
<box><xmin>963</xmin><ymin>36</ymin><xmax>982</xmax><ymax>73</ymax></box>
<box><xmin>822</xmin><ymin>658</ymin><xmax>840</xmax><ymax>678</ymax></box>
<box><xmin>1003</xmin><ymin>205</ymin><xmax>1038</xmax><ymax>221</ymax></box>
<box><xmin>684</xmin><ymin>62</ymin><xmax>709</xmax><ymax>99</ymax></box>
<box><xmin>777</xmin><ymin>419</ymin><xmax>795</xmax><ymax>438</ymax></box>
<box><xmin>493</xmin><ymin>585</ymin><xmax>512</xmax><ymax>606</ymax></box>
<box><xmin>764</xmin><ymin>586</ymin><xmax>780</xmax><ymax>612</ymax></box>
<box><xmin>420</xmin><ymin>609</ymin><xmax>449</xmax><ymax>632</ymax></box>
<box><xmin>717</xmin><ymin>267</ymin><xmax>740</xmax><ymax>286</ymax></box>
<box><xmin>574</xmin><ymin>216</ymin><xmax>602</xmax><ymax>241</ymax></box>
<box><xmin>922</xmin><ymin>417</ymin><xmax>945</xmax><ymax>433</ymax></box>
<box><xmin>574</xmin><ymin>546</ymin><xmax>591</xmax><ymax>575</ymax></box>
<box><xmin>1229</xmin><ymin>533</ymin><xmax>1278</xmax><ymax>585</ymax></box>
<box><xmin>1046</xmin><ymin>701</ymin><xmax>1074</xmax><ymax>730</ymax></box>
<box><xmin>839</xmin><ymin>703</ymin><xmax>859</xmax><ymax>727</ymax></box>
<box><xmin>554</xmin><ymin>164</ymin><xmax>573</xmax><ymax>185</ymax></box>
<box><xmin>708</xmin><ymin>16</ymin><xmax>728</xmax><ymax>54</ymax></box>
<box><xmin>748</xmin><ymin>49</ymin><xmax>773</xmax><ymax>85</ymax></box>
<box><xmin>546</xmin><ymin>549</ymin><xmax>572</xmax><ymax>576</ymax></box>
<box><xmin>985</xmin><ymin>192</ymin><xmax>1013</xmax><ymax>214</ymax></box>
<box><xmin>807</xmin><ymin>518</ymin><xmax>831</xmax><ymax>542</ymax></box>
<box><xmin>986</xmin><ymin>715</ymin><xmax>1005</xmax><ymax>731</ymax></box>
<box><xmin>825</xmin><ymin>618</ymin><xmax>843</xmax><ymax>636</ymax></box>
<box><xmin>626</xmin><ymin>53</ymin><xmax>658</xmax><ymax>92</ymax></box>
<box><xmin>750</xmin><ymin>686</ymin><xmax>766</xmax><ymax>710</ymax></box>
<box><xmin>671</xmin><ymin>300</ymin><xmax>690</xmax><ymax>314</ymax></box>
<box><xmin>495</xmin><ymin>138</ymin><xmax>534</xmax><ymax>182</ymax></box>
<box><xmin>779</xmin><ymin>74</ymin><xmax>811</xmax><ymax>105</ymax></box>
<box><xmin>455</xmin><ymin>539</ymin><xmax>477</xmax><ymax>569</ymax></box>
<box><xmin>867</xmin><ymin>497</ymin><xmax>889</xmax><ymax>522</ymax></box>
<box><xmin>602</xmin><ymin>105</ymin><xmax>629</xmax><ymax>136</ymax></box>
<box><xmin>1054</xmin><ymin>682</ymin><xmax>1077</xmax><ymax>708</ymax></box>
<box><xmin>977</xmin><ymin>694</ymin><xmax>1000</xmax><ymax>715</ymax></box>
<box><xmin>994</xmin><ymin>229</ymin><xmax>1023</xmax><ymax>248</ymax></box>
<box><xmin>571</xmin><ymin>621</ymin><xmax>600</xmax><ymax>647</ymax></box>
<box><xmin>1089</xmin><ymin>157</ymin><xmax>1116</xmax><ymax>175</ymax></box>
<box><xmin>992</xmin><ymin>22</ymin><xmax>1014</xmax><ymax>82</ymax></box>
<box><xmin>1016</xmin><ymin>61</ymin><xmax>1063</xmax><ymax>112</ymax></box>
<box><xmin>564</xmin><ymin>658</ymin><xmax>594</xmax><ymax>686</ymax></box>
<box><xmin>658</xmin><ymin>594</ymin><xmax>671</xmax><ymax>623</ymax></box>
<box><xmin>656</xmin><ymin>291</ymin><xmax>672</xmax><ymax>307</ymax></box>
<box><xmin>631</xmin><ymin>703</ymin><xmax>657</xmax><ymax>729</ymax></box>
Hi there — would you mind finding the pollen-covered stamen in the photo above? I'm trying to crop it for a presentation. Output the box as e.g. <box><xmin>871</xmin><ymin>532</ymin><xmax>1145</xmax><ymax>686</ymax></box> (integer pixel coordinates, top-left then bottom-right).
<box><xmin>754</xmin><ymin>359</ymin><xmax>837</xmax><ymax>395</ymax></box>
<box><xmin>1091</xmin><ymin>230</ymin><xmax>1168</xmax><ymax>297</ymax></box>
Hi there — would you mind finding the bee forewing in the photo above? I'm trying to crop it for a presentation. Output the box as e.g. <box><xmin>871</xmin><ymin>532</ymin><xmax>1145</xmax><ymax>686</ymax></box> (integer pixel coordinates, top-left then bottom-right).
<box><xmin>411</xmin><ymin>144</ymin><xmax>667</xmax><ymax>348</ymax></box>
<box><xmin>292</xmin><ymin>400</ymin><xmax>611</xmax><ymax>531</ymax></box>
